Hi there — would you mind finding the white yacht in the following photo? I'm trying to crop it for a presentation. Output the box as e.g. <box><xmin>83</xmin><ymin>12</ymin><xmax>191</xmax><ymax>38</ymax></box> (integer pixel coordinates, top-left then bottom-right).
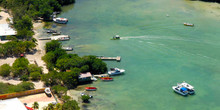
<box><xmin>53</xmin><ymin>17</ymin><xmax>68</xmax><ymax>24</ymax></box>
<box><xmin>108</xmin><ymin>68</ymin><xmax>125</xmax><ymax>75</ymax></box>
<box><xmin>179</xmin><ymin>81</ymin><xmax>195</xmax><ymax>94</ymax></box>
<box><xmin>172</xmin><ymin>85</ymin><xmax>188</xmax><ymax>96</ymax></box>
<box><xmin>183</xmin><ymin>23</ymin><xmax>194</xmax><ymax>27</ymax></box>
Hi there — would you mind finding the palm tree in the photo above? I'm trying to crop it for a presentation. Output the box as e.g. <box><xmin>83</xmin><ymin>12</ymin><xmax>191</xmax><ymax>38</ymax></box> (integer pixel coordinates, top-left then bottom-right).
<box><xmin>32</xmin><ymin>102</ymin><xmax>39</xmax><ymax>110</ymax></box>
<box><xmin>47</xmin><ymin>103</ymin><xmax>55</xmax><ymax>110</ymax></box>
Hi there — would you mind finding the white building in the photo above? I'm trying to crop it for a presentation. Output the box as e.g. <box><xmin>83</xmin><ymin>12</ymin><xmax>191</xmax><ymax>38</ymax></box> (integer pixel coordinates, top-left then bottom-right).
<box><xmin>0</xmin><ymin>24</ymin><xmax>16</xmax><ymax>37</ymax></box>
<box><xmin>0</xmin><ymin>98</ymin><xmax>27</xmax><ymax>110</ymax></box>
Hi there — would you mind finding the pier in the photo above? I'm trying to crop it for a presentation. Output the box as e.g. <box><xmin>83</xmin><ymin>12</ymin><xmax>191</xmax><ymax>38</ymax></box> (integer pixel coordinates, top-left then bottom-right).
<box><xmin>97</xmin><ymin>56</ymin><xmax>121</xmax><ymax>62</ymax></box>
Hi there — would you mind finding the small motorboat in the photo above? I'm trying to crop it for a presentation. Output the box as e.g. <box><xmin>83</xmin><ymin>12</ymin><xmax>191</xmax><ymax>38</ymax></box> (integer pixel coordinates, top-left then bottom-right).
<box><xmin>53</xmin><ymin>17</ymin><xmax>68</xmax><ymax>24</ymax></box>
<box><xmin>172</xmin><ymin>85</ymin><xmax>188</xmax><ymax>96</ymax></box>
<box><xmin>108</xmin><ymin>68</ymin><xmax>125</xmax><ymax>76</ymax></box>
<box><xmin>91</xmin><ymin>76</ymin><xmax>97</xmax><ymax>81</ymax></box>
<box><xmin>180</xmin><ymin>81</ymin><xmax>195</xmax><ymax>94</ymax></box>
<box><xmin>52</xmin><ymin>32</ymin><xmax>61</xmax><ymax>35</ymax></box>
<box><xmin>85</xmin><ymin>87</ymin><xmax>97</xmax><ymax>91</ymax></box>
<box><xmin>47</xmin><ymin>29</ymin><xmax>57</xmax><ymax>33</ymax></box>
<box><xmin>183</xmin><ymin>23</ymin><xmax>194</xmax><ymax>27</ymax></box>
<box><xmin>101</xmin><ymin>77</ymin><xmax>113</xmax><ymax>81</ymax></box>
<box><xmin>111</xmin><ymin>35</ymin><xmax>120</xmax><ymax>40</ymax></box>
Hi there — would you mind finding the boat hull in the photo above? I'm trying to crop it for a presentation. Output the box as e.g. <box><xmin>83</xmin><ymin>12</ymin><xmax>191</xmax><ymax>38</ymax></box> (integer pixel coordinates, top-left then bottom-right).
<box><xmin>172</xmin><ymin>86</ymin><xmax>188</xmax><ymax>96</ymax></box>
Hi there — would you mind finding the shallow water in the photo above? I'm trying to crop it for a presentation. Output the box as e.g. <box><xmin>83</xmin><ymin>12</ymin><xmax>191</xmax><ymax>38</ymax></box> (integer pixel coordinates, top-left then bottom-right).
<box><xmin>57</xmin><ymin>0</ymin><xmax>220</xmax><ymax>109</ymax></box>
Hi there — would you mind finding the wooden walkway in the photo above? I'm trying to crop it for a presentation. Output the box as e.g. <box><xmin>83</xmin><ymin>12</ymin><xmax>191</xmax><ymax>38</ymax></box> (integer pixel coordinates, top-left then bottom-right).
<box><xmin>97</xmin><ymin>56</ymin><xmax>121</xmax><ymax>62</ymax></box>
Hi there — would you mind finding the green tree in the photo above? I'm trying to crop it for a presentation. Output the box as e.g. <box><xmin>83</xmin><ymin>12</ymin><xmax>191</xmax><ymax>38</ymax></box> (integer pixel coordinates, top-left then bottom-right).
<box><xmin>12</xmin><ymin>57</ymin><xmax>29</xmax><ymax>77</ymax></box>
<box><xmin>41</xmin><ymin>71</ymin><xmax>60</xmax><ymax>86</ymax></box>
<box><xmin>62</xmin><ymin>100</ymin><xmax>80</xmax><ymax>110</ymax></box>
<box><xmin>52</xmin><ymin>85</ymin><xmax>67</xmax><ymax>98</ymax></box>
<box><xmin>0</xmin><ymin>64</ymin><xmax>11</xmax><ymax>77</ymax></box>
<box><xmin>55</xmin><ymin>103</ymin><xmax>62</xmax><ymax>110</ymax></box>
<box><xmin>20</xmin><ymin>75</ymin><xmax>29</xmax><ymax>81</ymax></box>
<box><xmin>32</xmin><ymin>102</ymin><xmax>39</xmax><ymax>110</ymax></box>
<box><xmin>45</xmin><ymin>40</ymin><xmax>61</xmax><ymax>53</ymax></box>
<box><xmin>81</xmin><ymin>95</ymin><xmax>90</xmax><ymax>103</ymax></box>
<box><xmin>61</xmin><ymin>68</ymin><xmax>80</xmax><ymax>88</ymax></box>
<box><xmin>30</xmin><ymin>72</ymin><xmax>41</xmax><ymax>81</ymax></box>
<box><xmin>18</xmin><ymin>81</ymin><xmax>34</xmax><ymax>90</ymax></box>
<box><xmin>61</xmin><ymin>95</ymin><xmax>71</xmax><ymax>102</ymax></box>
<box><xmin>14</xmin><ymin>15</ymin><xmax>34</xmax><ymax>40</ymax></box>
<box><xmin>28</xmin><ymin>64</ymin><xmax>42</xmax><ymax>74</ymax></box>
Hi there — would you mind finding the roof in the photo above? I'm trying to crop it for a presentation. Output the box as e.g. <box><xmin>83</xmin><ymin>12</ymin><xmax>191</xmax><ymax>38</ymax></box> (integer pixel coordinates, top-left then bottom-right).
<box><xmin>180</xmin><ymin>87</ymin><xmax>187</xmax><ymax>91</ymax></box>
<box><xmin>0</xmin><ymin>24</ymin><xmax>16</xmax><ymax>36</ymax></box>
<box><xmin>79</xmin><ymin>72</ymin><xmax>92</xmax><ymax>78</ymax></box>
<box><xmin>0</xmin><ymin>98</ymin><xmax>27</xmax><ymax>110</ymax></box>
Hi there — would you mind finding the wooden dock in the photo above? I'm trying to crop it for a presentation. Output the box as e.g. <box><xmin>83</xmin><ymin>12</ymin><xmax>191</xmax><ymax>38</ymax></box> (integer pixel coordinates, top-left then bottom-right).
<box><xmin>97</xmin><ymin>56</ymin><xmax>121</xmax><ymax>62</ymax></box>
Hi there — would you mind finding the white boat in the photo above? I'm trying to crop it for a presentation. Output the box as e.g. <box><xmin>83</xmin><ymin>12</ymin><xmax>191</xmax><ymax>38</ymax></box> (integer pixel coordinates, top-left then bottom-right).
<box><xmin>112</xmin><ymin>35</ymin><xmax>120</xmax><ymax>40</ymax></box>
<box><xmin>183</xmin><ymin>23</ymin><xmax>194</xmax><ymax>27</ymax></box>
<box><xmin>91</xmin><ymin>76</ymin><xmax>97</xmax><ymax>81</ymax></box>
<box><xmin>172</xmin><ymin>85</ymin><xmax>188</xmax><ymax>96</ymax></box>
<box><xmin>180</xmin><ymin>81</ymin><xmax>195</xmax><ymax>94</ymax></box>
<box><xmin>61</xmin><ymin>46</ymin><xmax>73</xmax><ymax>51</ymax></box>
<box><xmin>108</xmin><ymin>68</ymin><xmax>125</xmax><ymax>75</ymax></box>
<box><xmin>44</xmin><ymin>88</ymin><xmax>51</xmax><ymax>95</ymax></box>
<box><xmin>53</xmin><ymin>17</ymin><xmax>68</xmax><ymax>24</ymax></box>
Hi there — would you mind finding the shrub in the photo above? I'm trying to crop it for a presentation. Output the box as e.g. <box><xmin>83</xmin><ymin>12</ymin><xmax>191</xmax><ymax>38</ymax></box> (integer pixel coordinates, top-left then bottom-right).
<box><xmin>81</xmin><ymin>95</ymin><xmax>90</xmax><ymax>103</ymax></box>
<box><xmin>0</xmin><ymin>64</ymin><xmax>11</xmax><ymax>77</ymax></box>
<box><xmin>30</xmin><ymin>72</ymin><xmax>41</xmax><ymax>81</ymax></box>
<box><xmin>20</xmin><ymin>75</ymin><xmax>29</xmax><ymax>81</ymax></box>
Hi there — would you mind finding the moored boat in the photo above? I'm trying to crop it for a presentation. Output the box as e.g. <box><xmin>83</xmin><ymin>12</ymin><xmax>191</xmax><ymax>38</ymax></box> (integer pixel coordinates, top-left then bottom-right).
<box><xmin>172</xmin><ymin>85</ymin><xmax>188</xmax><ymax>96</ymax></box>
<box><xmin>108</xmin><ymin>68</ymin><xmax>125</xmax><ymax>75</ymax></box>
<box><xmin>183</xmin><ymin>23</ymin><xmax>194</xmax><ymax>27</ymax></box>
<box><xmin>85</xmin><ymin>87</ymin><xmax>97</xmax><ymax>91</ymax></box>
<box><xmin>53</xmin><ymin>17</ymin><xmax>68</xmax><ymax>24</ymax></box>
<box><xmin>61</xmin><ymin>46</ymin><xmax>73</xmax><ymax>51</ymax></box>
<box><xmin>101</xmin><ymin>77</ymin><xmax>113</xmax><ymax>81</ymax></box>
<box><xmin>180</xmin><ymin>81</ymin><xmax>195</xmax><ymax>94</ymax></box>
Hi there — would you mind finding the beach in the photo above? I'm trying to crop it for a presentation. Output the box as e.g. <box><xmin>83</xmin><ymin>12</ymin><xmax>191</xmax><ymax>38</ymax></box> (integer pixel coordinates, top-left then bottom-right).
<box><xmin>0</xmin><ymin>9</ymin><xmax>47</xmax><ymax>88</ymax></box>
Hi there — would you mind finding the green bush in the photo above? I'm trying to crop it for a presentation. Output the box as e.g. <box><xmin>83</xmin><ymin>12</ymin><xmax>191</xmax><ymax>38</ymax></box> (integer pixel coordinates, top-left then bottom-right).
<box><xmin>20</xmin><ymin>75</ymin><xmax>29</xmax><ymax>81</ymax></box>
<box><xmin>81</xmin><ymin>95</ymin><xmax>90</xmax><ymax>103</ymax></box>
<box><xmin>62</xmin><ymin>100</ymin><xmax>80</xmax><ymax>110</ymax></box>
<box><xmin>0</xmin><ymin>64</ymin><xmax>11</xmax><ymax>77</ymax></box>
<box><xmin>30</xmin><ymin>72</ymin><xmax>41</xmax><ymax>81</ymax></box>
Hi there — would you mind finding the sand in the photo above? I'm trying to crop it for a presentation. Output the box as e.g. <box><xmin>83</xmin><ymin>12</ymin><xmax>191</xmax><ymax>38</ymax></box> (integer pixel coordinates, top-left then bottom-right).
<box><xmin>19</xmin><ymin>93</ymin><xmax>57</xmax><ymax>110</ymax></box>
<box><xmin>0</xmin><ymin>9</ymin><xmax>10</xmax><ymax>24</ymax></box>
<box><xmin>0</xmin><ymin>8</ymin><xmax>48</xmax><ymax>89</ymax></box>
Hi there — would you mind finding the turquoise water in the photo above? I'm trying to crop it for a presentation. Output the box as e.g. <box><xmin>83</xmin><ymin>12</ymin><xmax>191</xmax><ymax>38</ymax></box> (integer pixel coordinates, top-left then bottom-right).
<box><xmin>57</xmin><ymin>0</ymin><xmax>220</xmax><ymax>109</ymax></box>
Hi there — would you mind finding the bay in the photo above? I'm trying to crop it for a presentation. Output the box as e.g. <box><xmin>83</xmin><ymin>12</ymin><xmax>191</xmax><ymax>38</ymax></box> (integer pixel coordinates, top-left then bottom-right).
<box><xmin>57</xmin><ymin>0</ymin><xmax>220</xmax><ymax>109</ymax></box>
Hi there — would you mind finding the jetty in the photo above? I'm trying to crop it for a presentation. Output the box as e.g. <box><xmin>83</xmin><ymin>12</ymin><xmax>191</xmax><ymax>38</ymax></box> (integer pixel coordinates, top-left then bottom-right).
<box><xmin>39</xmin><ymin>35</ymin><xmax>70</xmax><ymax>41</ymax></box>
<box><xmin>94</xmin><ymin>74</ymin><xmax>109</xmax><ymax>78</ymax></box>
<box><xmin>97</xmin><ymin>56</ymin><xmax>121</xmax><ymax>62</ymax></box>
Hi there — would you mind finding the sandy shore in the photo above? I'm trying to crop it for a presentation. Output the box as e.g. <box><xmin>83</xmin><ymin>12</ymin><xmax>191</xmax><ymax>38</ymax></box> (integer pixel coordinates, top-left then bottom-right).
<box><xmin>19</xmin><ymin>93</ymin><xmax>57</xmax><ymax>110</ymax></box>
